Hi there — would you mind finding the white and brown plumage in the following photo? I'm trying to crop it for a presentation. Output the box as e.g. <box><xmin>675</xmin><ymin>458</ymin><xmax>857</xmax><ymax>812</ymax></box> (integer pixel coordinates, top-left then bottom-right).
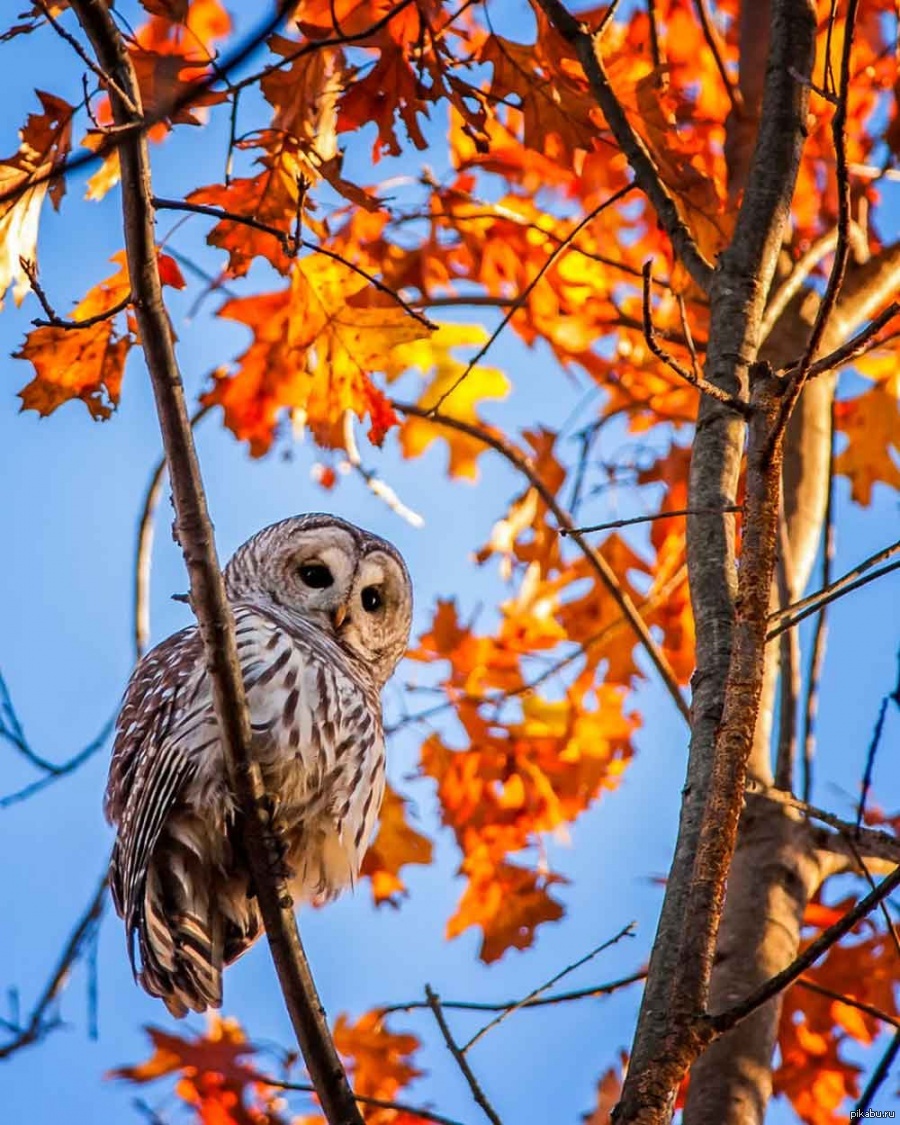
<box><xmin>105</xmin><ymin>514</ymin><xmax>412</xmax><ymax>1017</ymax></box>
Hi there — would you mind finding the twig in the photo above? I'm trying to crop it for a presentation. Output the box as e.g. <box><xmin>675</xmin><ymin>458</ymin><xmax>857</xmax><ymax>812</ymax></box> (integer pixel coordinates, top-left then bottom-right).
<box><xmin>692</xmin><ymin>0</ymin><xmax>741</xmax><ymax>115</ymax></box>
<box><xmin>429</xmin><ymin>185</ymin><xmax>635</xmax><ymax>413</ymax></box>
<box><xmin>425</xmin><ymin>987</ymin><xmax>502</xmax><ymax>1125</ymax></box>
<box><xmin>20</xmin><ymin>258</ymin><xmax>132</xmax><ymax>329</ymax></box>
<box><xmin>462</xmin><ymin>923</ymin><xmax>635</xmax><ymax>1052</ymax></box>
<box><xmin>855</xmin><ymin>1029</ymin><xmax>900</xmax><ymax>1117</ymax></box>
<box><xmin>796</xmin><ymin>977</ymin><xmax>900</xmax><ymax>1030</ymax></box>
<box><xmin>534</xmin><ymin>0</ymin><xmax>713</xmax><ymax>291</ymax></box>
<box><xmin>0</xmin><ymin>872</ymin><xmax>107</xmax><ymax>1060</ymax></box>
<box><xmin>800</xmin><ymin>403</ymin><xmax>835</xmax><ymax>803</ymax></box>
<box><xmin>709</xmin><ymin>859</ymin><xmax>900</xmax><ymax>1033</ymax></box>
<box><xmin>642</xmin><ymin>263</ymin><xmax>752</xmax><ymax>415</ymax></box>
<box><xmin>378</xmin><ymin>970</ymin><xmax>647</xmax><ymax>1017</ymax></box>
<box><xmin>855</xmin><ymin>649</ymin><xmax>900</xmax><ymax>830</ymax></box>
<box><xmin>778</xmin><ymin>300</ymin><xmax>900</xmax><ymax>382</ymax></box>
<box><xmin>68</xmin><ymin>5</ymin><xmax>362</xmax><ymax>1123</ymax></box>
<box><xmin>341</xmin><ymin>413</ymin><xmax>424</xmax><ymax>528</ymax></box>
<box><xmin>561</xmin><ymin>505</ymin><xmax>742</xmax><ymax>536</ymax></box>
<box><xmin>134</xmin><ymin>405</ymin><xmax>212</xmax><ymax>660</ymax></box>
<box><xmin>766</xmin><ymin>539</ymin><xmax>900</xmax><ymax>641</ymax></box>
<box><xmin>257</xmin><ymin>1076</ymin><xmax>466</xmax><ymax>1125</ymax></box>
<box><xmin>390</xmin><ymin>400</ymin><xmax>690</xmax><ymax>722</ymax></box>
<box><xmin>774</xmin><ymin>509</ymin><xmax>799</xmax><ymax>789</ymax></box>
<box><xmin>769</xmin><ymin>0</ymin><xmax>861</xmax><ymax>451</ymax></box>
<box><xmin>35</xmin><ymin>0</ymin><xmax>139</xmax><ymax>114</ymax></box>
<box><xmin>151</xmin><ymin>196</ymin><xmax>434</xmax><ymax>329</ymax></box>
<box><xmin>0</xmin><ymin>719</ymin><xmax>113</xmax><ymax>810</ymax></box>
<box><xmin>760</xmin><ymin>230</ymin><xmax>840</xmax><ymax>343</ymax></box>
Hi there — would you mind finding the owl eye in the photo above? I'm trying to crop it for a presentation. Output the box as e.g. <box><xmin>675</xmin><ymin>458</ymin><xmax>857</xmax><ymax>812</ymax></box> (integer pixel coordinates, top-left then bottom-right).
<box><xmin>361</xmin><ymin>586</ymin><xmax>382</xmax><ymax>613</ymax></box>
<box><xmin>298</xmin><ymin>563</ymin><xmax>333</xmax><ymax>589</ymax></box>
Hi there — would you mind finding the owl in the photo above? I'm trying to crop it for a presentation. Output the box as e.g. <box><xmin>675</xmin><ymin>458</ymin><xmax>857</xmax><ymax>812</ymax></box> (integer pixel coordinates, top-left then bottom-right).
<box><xmin>105</xmin><ymin>514</ymin><xmax>412</xmax><ymax>1017</ymax></box>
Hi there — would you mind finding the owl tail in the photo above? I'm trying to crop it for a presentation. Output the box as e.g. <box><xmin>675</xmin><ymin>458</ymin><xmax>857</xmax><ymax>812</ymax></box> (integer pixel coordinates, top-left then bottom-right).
<box><xmin>138</xmin><ymin>843</ymin><xmax>225</xmax><ymax>1018</ymax></box>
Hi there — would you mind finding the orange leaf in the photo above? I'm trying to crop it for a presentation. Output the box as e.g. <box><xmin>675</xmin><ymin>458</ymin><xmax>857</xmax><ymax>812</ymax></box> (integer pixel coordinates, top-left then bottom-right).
<box><xmin>361</xmin><ymin>783</ymin><xmax>433</xmax><ymax>906</ymax></box>
<box><xmin>835</xmin><ymin>384</ymin><xmax>900</xmax><ymax>505</ymax></box>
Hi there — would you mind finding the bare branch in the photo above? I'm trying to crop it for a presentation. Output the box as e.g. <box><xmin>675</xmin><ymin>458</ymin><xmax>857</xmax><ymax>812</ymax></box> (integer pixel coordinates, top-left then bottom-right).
<box><xmin>341</xmin><ymin>413</ymin><xmax>425</xmax><ymax>528</ymax></box>
<box><xmin>429</xmin><ymin>185</ymin><xmax>635</xmax><ymax>413</ymax></box>
<box><xmin>796</xmin><ymin>978</ymin><xmax>900</xmax><ymax>1030</ymax></box>
<box><xmin>391</xmin><ymin>400</ymin><xmax>690</xmax><ymax>722</ymax></box>
<box><xmin>562</xmin><ymin>506</ymin><xmax>742</xmax><ymax>536</ymax></box>
<box><xmin>257</xmin><ymin>1076</ymin><xmax>466</xmax><ymax>1125</ymax></box>
<box><xmin>692</xmin><ymin>0</ymin><xmax>742</xmax><ymax>115</ymax></box>
<box><xmin>20</xmin><ymin>258</ymin><xmax>132</xmax><ymax>329</ymax></box>
<box><xmin>0</xmin><ymin>872</ymin><xmax>107</xmax><ymax>1060</ymax></box>
<box><xmin>856</xmin><ymin>650</ymin><xmax>900</xmax><ymax>829</ymax></box>
<box><xmin>774</xmin><ymin>510</ymin><xmax>799</xmax><ymax>789</ymax></box>
<box><xmin>425</xmin><ymin>986</ymin><xmax>503</xmax><ymax>1125</ymax></box>
<box><xmin>642</xmin><ymin>263</ymin><xmax>752</xmax><ymax>415</ymax></box>
<box><xmin>462</xmin><ymin>923</ymin><xmax>635</xmax><ymax>1052</ymax></box>
<box><xmin>767</xmin><ymin>539</ymin><xmax>900</xmax><ymax>641</ymax></box>
<box><xmin>534</xmin><ymin>0</ymin><xmax>714</xmax><ymax>291</ymax></box>
<box><xmin>151</xmin><ymin>196</ymin><xmax>435</xmax><ymax>330</ymax></box>
<box><xmin>855</xmin><ymin>1030</ymin><xmax>900</xmax><ymax>1117</ymax></box>
<box><xmin>779</xmin><ymin>299</ymin><xmax>900</xmax><ymax>382</ymax></box>
<box><xmin>68</xmin><ymin>4</ymin><xmax>362</xmax><ymax>1122</ymax></box>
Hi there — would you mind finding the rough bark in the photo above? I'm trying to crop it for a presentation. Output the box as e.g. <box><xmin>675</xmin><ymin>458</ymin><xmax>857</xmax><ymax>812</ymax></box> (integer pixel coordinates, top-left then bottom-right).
<box><xmin>612</xmin><ymin>5</ymin><xmax>818</xmax><ymax>1122</ymax></box>
<box><xmin>684</xmin><ymin>245</ymin><xmax>900</xmax><ymax>1124</ymax></box>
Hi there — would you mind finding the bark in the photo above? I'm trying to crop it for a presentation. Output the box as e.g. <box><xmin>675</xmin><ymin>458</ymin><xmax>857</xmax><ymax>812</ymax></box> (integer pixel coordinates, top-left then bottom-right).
<box><xmin>612</xmin><ymin>5</ymin><xmax>818</xmax><ymax>1122</ymax></box>
<box><xmin>67</xmin><ymin>4</ymin><xmax>362</xmax><ymax>1123</ymax></box>
<box><xmin>684</xmin><ymin>245</ymin><xmax>900</xmax><ymax>1124</ymax></box>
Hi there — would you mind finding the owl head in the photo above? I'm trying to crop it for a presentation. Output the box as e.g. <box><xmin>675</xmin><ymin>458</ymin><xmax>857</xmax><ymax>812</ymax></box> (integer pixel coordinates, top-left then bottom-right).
<box><xmin>223</xmin><ymin>513</ymin><xmax>413</xmax><ymax>687</ymax></box>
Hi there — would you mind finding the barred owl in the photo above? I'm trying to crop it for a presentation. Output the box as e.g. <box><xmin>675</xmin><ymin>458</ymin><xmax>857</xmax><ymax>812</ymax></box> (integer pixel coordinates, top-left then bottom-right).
<box><xmin>105</xmin><ymin>514</ymin><xmax>412</xmax><ymax>1017</ymax></box>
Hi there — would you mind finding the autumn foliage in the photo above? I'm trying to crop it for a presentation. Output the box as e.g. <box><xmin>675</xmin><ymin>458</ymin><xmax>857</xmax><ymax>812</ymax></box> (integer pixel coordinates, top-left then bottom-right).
<box><xmin>3</xmin><ymin>0</ymin><xmax>900</xmax><ymax>1122</ymax></box>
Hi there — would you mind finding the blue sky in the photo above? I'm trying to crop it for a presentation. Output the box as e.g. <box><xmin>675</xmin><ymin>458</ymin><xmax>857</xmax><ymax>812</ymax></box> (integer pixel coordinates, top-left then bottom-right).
<box><xmin>1</xmin><ymin>3</ymin><xmax>899</xmax><ymax>1122</ymax></box>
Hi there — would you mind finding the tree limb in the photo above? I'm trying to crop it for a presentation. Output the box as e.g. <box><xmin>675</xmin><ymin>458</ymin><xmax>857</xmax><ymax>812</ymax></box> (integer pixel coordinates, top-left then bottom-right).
<box><xmin>67</xmin><ymin>4</ymin><xmax>362</xmax><ymax>1122</ymax></box>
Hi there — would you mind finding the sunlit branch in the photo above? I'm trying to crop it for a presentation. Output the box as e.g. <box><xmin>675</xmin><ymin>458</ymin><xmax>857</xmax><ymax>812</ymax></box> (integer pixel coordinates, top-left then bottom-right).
<box><xmin>534</xmin><ymin>0</ymin><xmax>714</xmax><ymax>291</ymax></box>
<box><xmin>778</xmin><ymin>300</ymin><xmax>900</xmax><ymax>382</ymax></box>
<box><xmin>642</xmin><ymin>262</ymin><xmax>752</xmax><ymax>416</ymax></box>
<box><xmin>766</xmin><ymin>539</ymin><xmax>900</xmax><ymax>641</ymax></box>
<box><xmin>342</xmin><ymin>413</ymin><xmax>425</xmax><ymax>528</ymax></box>
<box><xmin>0</xmin><ymin>872</ymin><xmax>107</xmax><ymax>1060</ymax></box>
<box><xmin>425</xmin><ymin>986</ymin><xmax>503</xmax><ymax>1125</ymax></box>
<box><xmin>151</xmin><ymin>196</ymin><xmax>435</xmax><ymax>329</ymax></box>
<box><xmin>135</xmin><ymin>405</ymin><xmax>213</xmax><ymax>660</ymax></box>
<box><xmin>774</xmin><ymin>511</ymin><xmax>799</xmax><ymax>790</ymax></box>
<box><xmin>428</xmin><ymin>184</ymin><xmax>636</xmax><ymax>413</ymax></box>
<box><xmin>391</xmin><ymin>399</ymin><xmax>691</xmax><ymax>722</ymax></box>
<box><xmin>35</xmin><ymin>0</ymin><xmax>138</xmax><ymax>113</ymax></box>
<box><xmin>770</xmin><ymin>0</ymin><xmax>861</xmax><ymax>449</ymax></box>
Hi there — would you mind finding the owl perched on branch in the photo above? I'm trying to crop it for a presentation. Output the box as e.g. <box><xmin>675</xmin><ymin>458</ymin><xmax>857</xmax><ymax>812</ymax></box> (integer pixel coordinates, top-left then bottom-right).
<box><xmin>105</xmin><ymin>514</ymin><xmax>413</xmax><ymax>1017</ymax></box>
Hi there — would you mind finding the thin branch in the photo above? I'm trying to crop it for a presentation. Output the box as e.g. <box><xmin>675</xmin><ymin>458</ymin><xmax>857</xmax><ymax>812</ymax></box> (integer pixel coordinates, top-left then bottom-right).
<box><xmin>68</xmin><ymin>5</ymin><xmax>362</xmax><ymax>1123</ymax></box>
<box><xmin>692</xmin><ymin>0</ymin><xmax>741</xmax><ymax>115</ymax></box>
<box><xmin>796</xmin><ymin>977</ymin><xmax>900</xmax><ymax>1030</ymax></box>
<box><xmin>770</xmin><ymin>0</ymin><xmax>861</xmax><ymax>449</ymax></box>
<box><xmin>429</xmin><ymin>185</ymin><xmax>635</xmax><ymax>413</ymax></box>
<box><xmin>0</xmin><ymin>720</ymin><xmax>113</xmax><ymax>810</ymax></box>
<box><xmin>35</xmin><ymin>0</ymin><xmax>139</xmax><ymax>114</ymax></box>
<box><xmin>340</xmin><ymin>413</ymin><xmax>424</xmax><ymax>527</ymax></box>
<box><xmin>20</xmin><ymin>258</ymin><xmax>132</xmax><ymax>329</ymax></box>
<box><xmin>709</xmin><ymin>859</ymin><xmax>900</xmax><ymax>1034</ymax></box>
<box><xmin>0</xmin><ymin>872</ymin><xmax>107</xmax><ymax>1060</ymax></box>
<box><xmin>151</xmin><ymin>196</ymin><xmax>435</xmax><ymax>330</ymax></box>
<box><xmin>642</xmin><ymin>263</ymin><xmax>752</xmax><ymax>415</ymax></box>
<box><xmin>774</xmin><ymin>509</ymin><xmax>799</xmax><ymax>789</ymax></box>
<box><xmin>462</xmin><ymin>923</ymin><xmax>635</xmax><ymax>1052</ymax></box>
<box><xmin>766</xmin><ymin>539</ymin><xmax>900</xmax><ymax>641</ymax></box>
<box><xmin>378</xmin><ymin>970</ymin><xmax>647</xmax><ymax>1017</ymax></box>
<box><xmin>390</xmin><ymin>400</ymin><xmax>690</xmax><ymax>722</ymax></box>
<box><xmin>779</xmin><ymin>300</ymin><xmax>900</xmax><ymax>382</ymax></box>
<box><xmin>800</xmin><ymin>402</ymin><xmax>836</xmax><ymax>803</ymax></box>
<box><xmin>760</xmin><ymin>229</ymin><xmax>840</xmax><ymax>343</ymax></box>
<box><xmin>855</xmin><ymin>650</ymin><xmax>900</xmax><ymax>830</ymax></box>
<box><xmin>534</xmin><ymin>0</ymin><xmax>714</xmax><ymax>291</ymax></box>
<box><xmin>425</xmin><ymin>986</ymin><xmax>503</xmax><ymax>1125</ymax></box>
<box><xmin>562</xmin><ymin>505</ymin><xmax>742</xmax><ymax>536</ymax></box>
<box><xmin>258</xmin><ymin>1076</ymin><xmax>466</xmax><ymax>1125</ymax></box>
<box><xmin>134</xmin><ymin>405</ymin><xmax>213</xmax><ymax>660</ymax></box>
<box><xmin>855</xmin><ymin>1029</ymin><xmax>900</xmax><ymax>1117</ymax></box>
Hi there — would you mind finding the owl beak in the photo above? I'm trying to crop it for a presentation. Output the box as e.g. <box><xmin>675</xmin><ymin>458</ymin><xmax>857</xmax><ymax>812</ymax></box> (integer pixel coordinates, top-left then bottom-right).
<box><xmin>331</xmin><ymin>602</ymin><xmax>350</xmax><ymax>630</ymax></box>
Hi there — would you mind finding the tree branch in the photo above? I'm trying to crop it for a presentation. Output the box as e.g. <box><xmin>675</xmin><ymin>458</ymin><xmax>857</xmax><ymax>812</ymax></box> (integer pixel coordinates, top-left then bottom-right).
<box><xmin>390</xmin><ymin>400</ymin><xmax>690</xmax><ymax>722</ymax></box>
<box><xmin>533</xmin><ymin>0</ymin><xmax>714</xmax><ymax>291</ymax></box>
<box><xmin>67</xmin><ymin>4</ymin><xmax>362</xmax><ymax>1122</ymax></box>
<box><xmin>425</xmin><ymin>986</ymin><xmax>503</xmax><ymax>1125</ymax></box>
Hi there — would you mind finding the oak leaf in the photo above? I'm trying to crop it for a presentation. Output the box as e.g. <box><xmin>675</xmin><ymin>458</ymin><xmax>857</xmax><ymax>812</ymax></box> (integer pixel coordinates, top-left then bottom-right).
<box><xmin>835</xmin><ymin>384</ymin><xmax>900</xmax><ymax>505</ymax></box>
<box><xmin>361</xmin><ymin>783</ymin><xmax>433</xmax><ymax>906</ymax></box>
